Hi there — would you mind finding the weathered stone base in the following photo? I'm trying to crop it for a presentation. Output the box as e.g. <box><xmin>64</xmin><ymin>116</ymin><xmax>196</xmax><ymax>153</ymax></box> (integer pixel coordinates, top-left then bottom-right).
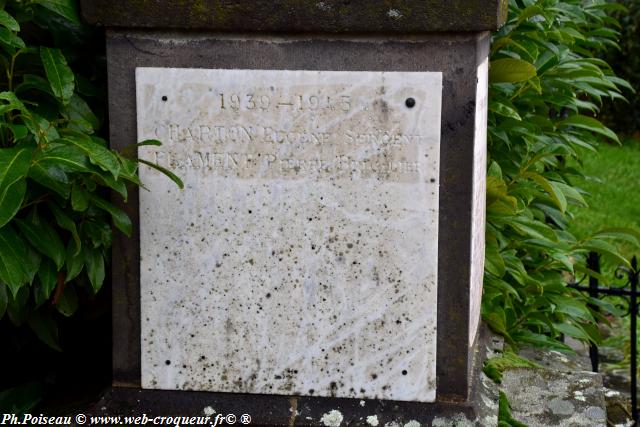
<box><xmin>89</xmin><ymin>389</ymin><xmax>479</xmax><ymax>427</ymax></box>
<box><xmin>88</xmin><ymin>328</ymin><xmax>501</xmax><ymax>426</ymax></box>
<box><xmin>503</xmin><ymin>347</ymin><xmax>609</xmax><ymax>426</ymax></box>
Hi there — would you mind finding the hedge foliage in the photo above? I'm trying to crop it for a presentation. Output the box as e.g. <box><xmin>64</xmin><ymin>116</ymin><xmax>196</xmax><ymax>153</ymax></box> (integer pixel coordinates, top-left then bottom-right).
<box><xmin>601</xmin><ymin>0</ymin><xmax>640</xmax><ymax>135</ymax></box>
<box><xmin>482</xmin><ymin>0</ymin><xmax>636</xmax><ymax>351</ymax></box>
<box><xmin>0</xmin><ymin>0</ymin><xmax>180</xmax><ymax>351</ymax></box>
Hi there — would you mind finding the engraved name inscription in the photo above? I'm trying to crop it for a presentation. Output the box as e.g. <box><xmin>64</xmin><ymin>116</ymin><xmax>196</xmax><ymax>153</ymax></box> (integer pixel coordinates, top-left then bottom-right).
<box><xmin>154</xmin><ymin>123</ymin><xmax>424</xmax><ymax>146</ymax></box>
<box><xmin>152</xmin><ymin>150</ymin><xmax>421</xmax><ymax>175</ymax></box>
<box><xmin>138</xmin><ymin>69</ymin><xmax>439</xmax><ymax>183</ymax></box>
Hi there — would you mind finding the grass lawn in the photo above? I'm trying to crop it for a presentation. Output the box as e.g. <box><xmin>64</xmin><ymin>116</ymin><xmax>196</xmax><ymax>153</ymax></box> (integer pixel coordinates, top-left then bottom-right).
<box><xmin>568</xmin><ymin>137</ymin><xmax>640</xmax><ymax>395</ymax></box>
<box><xmin>569</xmin><ymin>137</ymin><xmax>640</xmax><ymax>259</ymax></box>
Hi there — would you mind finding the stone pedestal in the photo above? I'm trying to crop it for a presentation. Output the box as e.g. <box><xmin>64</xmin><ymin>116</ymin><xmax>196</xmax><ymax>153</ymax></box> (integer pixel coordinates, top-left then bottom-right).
<box><xmin>81</xmin><ymin>0</ymin><xmax>506</xmax><ymax>421</ymax></box>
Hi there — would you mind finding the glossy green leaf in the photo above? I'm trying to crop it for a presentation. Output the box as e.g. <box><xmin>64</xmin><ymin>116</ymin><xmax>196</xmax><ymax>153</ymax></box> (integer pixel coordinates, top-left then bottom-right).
<box><xmin>71</xmin><ymin>182</ymin><xmax>90</xmax><ymax>211</ymax></box>
<box><xmin>33</xmin><ymin>0</ymin><xmax>81</xmax><ymax>24</ymax></box>
<box><xmin>83</xmin><ymin>245</ymin><xmax>104</xmax><ymax>293</ymax></box>
<box><xmin>139</xmin><ymin>158</ymin><xmax>184</xmax><ymax>189</ymax></box>
<box><xmin>23</xmin><ymin>113</ymin><xmax>60</xmax><ymax>143</ymax></box>
<box><xmin>0</xmin><ymin>148</ymin><xmax>30</xmax><ymax>228</ymax></box>
<box><xmin>48</xmin><ymin>202</ymin><xmax>81</xmax><ymax>252</ymax></box>
<box><xmin>60</xmin><ymin>133</ymin><xmax>120</xmax><ymax>177</ymax></box>
<box><xmin>15</xmin><ymin>74</ymin><xmax>54</xmax><ymax>95</ymax></box>
<box><xmin>575</xmin><ymin>239</ymin><xmax>629</xmax><ymax>267</ymax></box>
<box><xmin>64</xmin><ymin>240</ymin><xmax>83</xmax><ymax>283</ymax></box>
<box><xmin>24</xmin><ymin>245</ymin><xmax>42</xmax><ymax>286</ymax></box>
<box><xmin>553</xmin><ymin>182</ymin><xmax>587</xmax><ymax>207</ymax></box>
<box><xmin>90</xmin><ymin>136</ymin><xmax>108</xmax><ymax>148</ymax></box>
<box><xmin>0</xmin><ymin>91</ymin><xmax>26</xmax><ymax>113</ymax></box>
<box><xmin>35</xmin><ymin>258</ymin><xmax>57</xmax><ymax>307</ymax></box>
<box><xmin>553</xmin><ymin>322</ymin><xmax>591</xmax><ymax>342</ymax></box>
<box><xmin>0</xmin><ymin>147</ymin><xmax>31</xmax><ymax>191</ymax></box>
<box><xmin>580</xmin><ymin>322</ymin><xmax>603</xmax><ymax>345</ymax></box>
<box><xmin>63</xmin><ymin>94</ymin><xmax>100</xmax><ymax>132</ymax></box>
<box><xmin>548</xmin><ymin>250</ymin><xmax>574</xmax><ymax>272</ymax></box>
<box><xmin>6</xmin><ymin>285</ymin><xmax>28</xmax><ymax>325</ymax></box>
<box><xmin>485</xmin><ymin>243</ymin><xmax>506</xmax><ymax>278</ymax></box>
<box><xmin>486</xmin><ymin>276</ymin><xmax>521</xmax><ymax>300</ymax></box>
<box><xmin>588</xmin><ymin>297</ymin><xmax>623</xmax><ymax>318</ymax></box>
<box><xmin>137</xmin><ymin>139</ymin><xmax>163</xmax><ymax>147</ymax></box>
<box><xmin>82</xmin><ymin>220</ymin><xmax>112</xmax><ymax>249</ymax></box>
<box><xmin>95</xmin><ymin>171</ymin><xmax>128</xmax><ymax>200</ymax></box>
<box><xmin>592</xmin><ymin>227</ymin><xmax>640</xmax><ymax>245</ymax></box>
<box><xmin>486</xmin><ymin>176</ymin><xmax>517</xmax><ymax>210</ymax></box>
<box><xmin>15</xmin><ymin>218</ymin><xmax>66</xmax><ymax>270</ymax></box>
<box><xmin>504</xmin><ymin>216</ymin><xmax>557</xmax><ymax>241</ymax></box>
<box><xmin>0</xmin><ymin>27</ymin><xmax>25</xmax><ymax>48</ymax></box>
<box><xmin>483</xmin><ymin>304</ymin><xmax>508</xmax><ymax>336</ymax></box>
<box><xmin>91</xmin><ymin>196</ymin><xmax>132</xmax><ymax>237</ymax></box>
<box><xmin>0</xmin><ymin>179</ymin><xmax>26</xmax><ymax>229</ymax></box>
<box><xmin>605</xmin><ymin>75</ymin><xmax>634</xmax><ymax>92</ymax></box>
<box><xmin>0</xmin><ymin>225</ymin><xmax>30</xmax><ymax>296</ymax></box>
<box><xmin>6</xmin><ymin>124</ymin><xmax>28</xmax><ymax>141</ymax></box>
<box><xmin>518</xmin><ymin>5</ymin><xmax>546</xmax><ymax>23</ymax></box>
<box><xmin>489</xmin><ymin>101</ymin><xmax>522</xmax><ymax>121</ymax></box>
<box><xmin>573</xmin><ymin>264</ymin><xmax>609</xmax><ymax>284</ymax></box>
<box><xmin>548</xmin><ymin>294</ymin><xmax>595</xmax><ymax>322</ymax></box>
<box><xmin>116</xmin><ymin>154</ymin><xmax>141</xmax><ymax>186</ymax></box>
<box><xmin>522</xmin><ymin>172</ymin><xmax>567</xmax><ymax>213</ymax></box>
<box><xmin>28</xmin><ymin>164</ymin><xmax>70</xmax><ymax>198</ymax></box>
<box><xmin>511</xmin><ymin>330</ymin><xmax>572</xmax><ymax>352</ymax></box>
<box><xmin>490</xmin><ymin>58</ymin><xmax>537</xmax><ymax>83</ymax></box>
<box><xmin>0</xmin><ymin>10</ymin><xmax>19</xmax><ymax>32</ymax></box>
<box><xmin>27</xmin><ymin>310</ymin><xmax>61</xmax><ymax>351</ymax></box>
<box><xmin>33</xmin><ymin>145</ymin><xmax>90</xmax><ymax>173</ymax></box>
<box><xmin>40</xmin><ymin>47</ymin><xmax>74</xmax><ymax>104</ymax></box>
<box><xmin>556</xmin><ymin>115</ymin><xmax>619</xmax><ymax>143</ymax></box>
<box><xmin>55</xmin><ymin>285</ymin><xmax>78</xmax><ymax>317</ymax></box>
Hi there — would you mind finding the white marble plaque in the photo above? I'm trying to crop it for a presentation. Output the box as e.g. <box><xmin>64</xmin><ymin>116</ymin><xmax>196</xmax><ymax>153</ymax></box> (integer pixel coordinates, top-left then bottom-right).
<box><xmin>137</xmin><ymin>68</ymin><xmax>442</xmax><ymax>402</ymax></box>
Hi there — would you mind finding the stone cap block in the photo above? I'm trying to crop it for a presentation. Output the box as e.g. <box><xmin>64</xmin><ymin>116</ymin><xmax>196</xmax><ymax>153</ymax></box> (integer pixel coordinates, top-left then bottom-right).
<box><xmin>80</xmin><ymin>0</ymin><xmax>508</xmax><ymax>33</ymax></box>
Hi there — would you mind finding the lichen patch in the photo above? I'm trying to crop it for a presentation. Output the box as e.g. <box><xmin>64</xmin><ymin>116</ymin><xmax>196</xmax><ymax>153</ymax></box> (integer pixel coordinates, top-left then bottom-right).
<box><xmin>320</xmin><ymin>410</ymin><xmax>344</xmax><ymax>427</ymax></box>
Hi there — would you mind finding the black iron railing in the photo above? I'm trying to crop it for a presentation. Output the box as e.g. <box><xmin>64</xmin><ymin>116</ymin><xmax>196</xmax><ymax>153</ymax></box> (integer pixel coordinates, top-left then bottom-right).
<box><xmin>568</xmin><ymin>252</ymin><xmax>639</xmax><ymax>422</ymax></box>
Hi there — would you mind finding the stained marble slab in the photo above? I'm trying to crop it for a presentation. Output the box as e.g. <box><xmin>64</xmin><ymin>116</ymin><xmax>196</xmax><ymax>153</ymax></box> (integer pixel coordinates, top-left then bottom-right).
<box><xmin>136</xmin><ymin>68</ymin><xmax>442</xmax><ymax>402</ymax></box>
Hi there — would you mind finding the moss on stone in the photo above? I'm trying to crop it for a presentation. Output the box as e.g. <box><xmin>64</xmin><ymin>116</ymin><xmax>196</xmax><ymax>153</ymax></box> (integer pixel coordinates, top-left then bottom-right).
<box><xmin>80</xmin><ymin>0</ymin><xmax>507</xmax><ymax>32</ymax></box>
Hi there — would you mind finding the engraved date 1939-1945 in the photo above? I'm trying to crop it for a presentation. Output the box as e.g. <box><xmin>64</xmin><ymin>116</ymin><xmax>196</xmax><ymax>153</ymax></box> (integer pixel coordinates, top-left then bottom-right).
<box><xmin>218</xmin><ymin>93</ymin><xmax>351</xmax><ymax>112</ymax></box>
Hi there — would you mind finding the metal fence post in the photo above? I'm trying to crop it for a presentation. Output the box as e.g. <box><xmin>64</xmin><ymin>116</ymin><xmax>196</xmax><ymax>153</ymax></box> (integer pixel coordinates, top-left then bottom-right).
<box><xmin>588</xmin><ymin>251</ymin><xmax>600</xmax><ymax>372</ymax></box>
<box><xmin>630</xmin><ymin>256</ymin><xmax>638</xmax><ymax>422</ymax></box>
<box><xmin>569</xmin><ymin>252</ymin><xmax>639</xmax><ymax>422</ymax></box>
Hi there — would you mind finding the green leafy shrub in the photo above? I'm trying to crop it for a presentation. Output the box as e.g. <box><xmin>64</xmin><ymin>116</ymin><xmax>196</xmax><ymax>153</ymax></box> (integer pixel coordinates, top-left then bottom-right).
<box><xmin>483</xmin><ymin>0</ymin><xmax>635</xmax><ymax>350</ymax></box>
<box><xmin>601</xmin><ymin>0</ymin><xmax>640</xmax><ymax>136</ymax></box>
<box><xmin>0</xmin><ymin>1</ymin><xmax>180</xmax><ymax>351</ymax></box>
